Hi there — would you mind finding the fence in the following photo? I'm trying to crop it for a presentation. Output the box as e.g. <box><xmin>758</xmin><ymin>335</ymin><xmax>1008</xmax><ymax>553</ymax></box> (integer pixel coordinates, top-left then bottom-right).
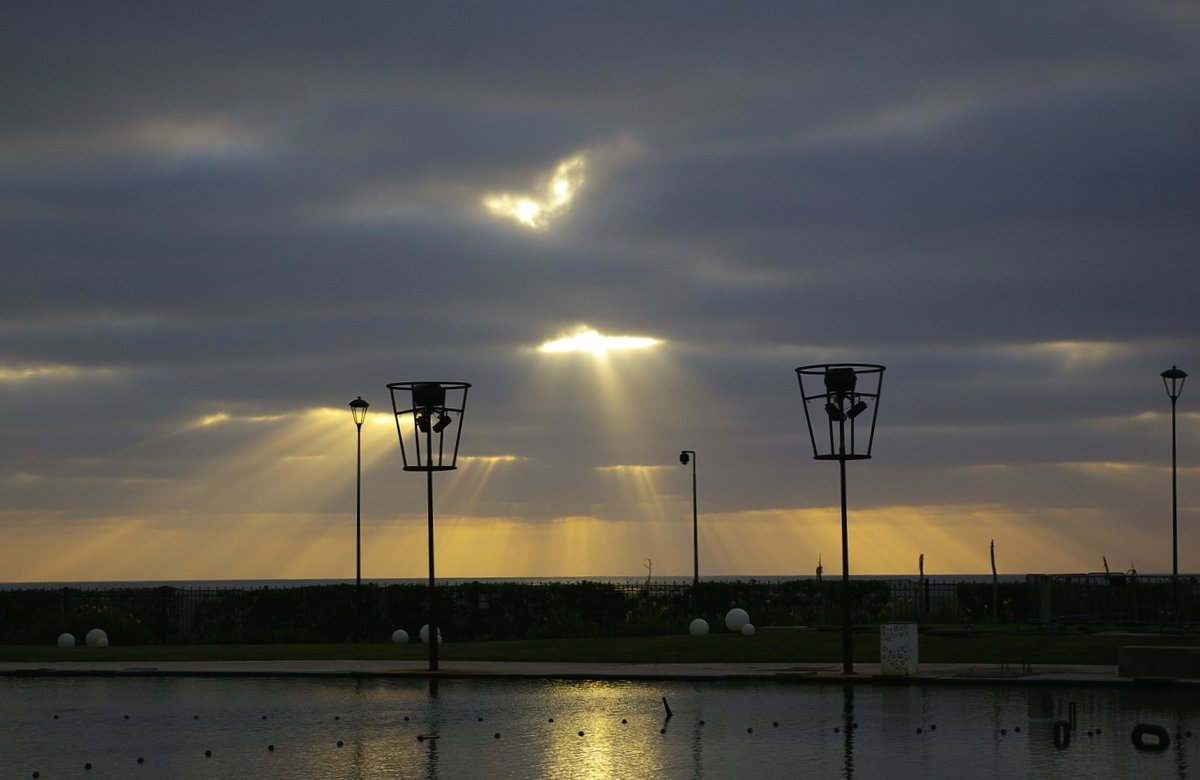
<box><xmin>1</xmin><ymin>575</ymin><xmax>1195</xmax><ymax>645</ymax></box>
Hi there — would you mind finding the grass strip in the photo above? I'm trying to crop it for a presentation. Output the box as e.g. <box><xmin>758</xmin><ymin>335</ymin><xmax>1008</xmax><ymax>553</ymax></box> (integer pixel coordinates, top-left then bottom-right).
<box><xmin>1</xmin><ymin>626</ymin><xmax>1194</xmax><ymax>666</ymax></box>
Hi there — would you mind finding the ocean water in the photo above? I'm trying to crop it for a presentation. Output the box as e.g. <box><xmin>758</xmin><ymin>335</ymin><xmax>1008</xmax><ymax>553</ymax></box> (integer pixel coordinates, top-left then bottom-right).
<box><xmin>0</xmin><ymin>574</ymin><xmax>1034</xmax><ymax>590</ymax></box>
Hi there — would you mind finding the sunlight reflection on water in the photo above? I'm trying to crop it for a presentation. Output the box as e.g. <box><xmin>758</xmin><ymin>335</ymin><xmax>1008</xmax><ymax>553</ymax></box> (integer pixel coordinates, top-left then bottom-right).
<box><xmin>0</xmin><ymin>676</ymin><xmax>1195</xmax><ymax>779</ymax></box>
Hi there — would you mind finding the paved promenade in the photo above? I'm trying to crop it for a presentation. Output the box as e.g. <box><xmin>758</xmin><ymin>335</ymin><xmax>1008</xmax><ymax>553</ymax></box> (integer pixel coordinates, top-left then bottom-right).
<box><xmin>0</xmin><ymin>659</ymin><xmax>1164</xmax><ymax>685</ymax></box>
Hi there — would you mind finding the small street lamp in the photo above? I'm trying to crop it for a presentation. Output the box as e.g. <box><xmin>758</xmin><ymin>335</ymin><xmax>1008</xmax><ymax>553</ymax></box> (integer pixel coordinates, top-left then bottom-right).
<box><xmin>349</xmin><ymin>396</ymin><xmax>369</xmax><ymax>641</ymax></box>
<box><xmin>387</xmin><ymin>381</ymin><xmax>470</xmax><ymax>671</ymax></box>
<box><xmin>1162</xmin><ymin>366</ymin><xmax>1187</xmax><ymax>592</ymax></box>
<box><xmin>680</xmin><ymin>450</ymin><xmax>698</xmax><ymax>588</ymax></box>
<box><xmin>796</xmin><ymin>363</ymin><xmax>885</xmax><ymax>675</ymax></box>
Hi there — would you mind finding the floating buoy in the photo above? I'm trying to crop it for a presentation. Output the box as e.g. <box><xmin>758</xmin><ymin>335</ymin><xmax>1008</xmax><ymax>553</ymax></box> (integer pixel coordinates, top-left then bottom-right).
<box><xmin>1131</xmin><ymin>723</ymin><xmax>1170</xmax><ymax>752</ymax></box>
<box><xmin>747</xmin><ymin>727</ymin><xmax>753</xmax><ymax>734</ymax></box>
<box><xmin>336</xmin><ymin>740</ymin><xmax>343</xmax><ymax>748</ymax></box>
<box><xmin>137</xmin><ymin>757</ymin><xmax>144</xmax><ymax>764</ymax></box>
<box><xmin>494</xmin><ymin>733</ymin><xmax>501</xmax><ymax>739</ymax></box>
<box><xmin>773</xmin><ymin>721</ymin><xmax>779</xmax><ymax>728</ymax></box>
<box><xmin>660</xmin><ymin>728</ymin><xmax>666</xmax><ymax>734</ymax></box>
<box><xmin>578</xmin><ymin>731</ymin><xmax>585</xmax><ymax>737</ymax></box>
<box><xmin>204</xmin><ymin>750</ymin><xmax>211</xmax><ymax>758</ymax></box>
<box><xmin>699</xmin><ymin>720</ymin><xmax>705</xmax><ymax>726</ymax></box>
<box><xmin>1000</xmin><ymin>729</ymin><xmax>1007</xmax><ymax>736</ymax></box>
<box><xmin>123</xmin><ymin>715</ymin><xmax>129</xmax><ymax>720</ymax></box>
<box><xmin>621</xmin><ymin>719</ymin><xmax>627</xmax><ymax>725</ymax></box>
<box><xmin>1014</xmin><ymin>726</ymin><xmax>1021</xmax><ymax>733</ymax></box>
<box><xmin>267</xmin><ymin>745</ymin><xmax>274</xmax><ymax>752</ymax></box>
<box><xmin>1053</xmin><ymin>720</ymin><xmax>1071</xmax><ymax>749</ymax></box>
<box><xmin>916</xmin><ymin>727</ymin><xmax>923</xmax><ymax>734</ymax></box>
<box><xmin>478</xmin><ymin>717</ymin><xmax>484</xmax><ymax>722</ymax></box>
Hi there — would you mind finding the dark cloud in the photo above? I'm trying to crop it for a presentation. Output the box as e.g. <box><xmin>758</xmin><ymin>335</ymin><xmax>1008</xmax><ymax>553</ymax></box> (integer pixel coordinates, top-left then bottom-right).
<box><xmin>2</xmin><ymin>1</ymin><xmax>1198</xmax><ymax>576</ymax></box>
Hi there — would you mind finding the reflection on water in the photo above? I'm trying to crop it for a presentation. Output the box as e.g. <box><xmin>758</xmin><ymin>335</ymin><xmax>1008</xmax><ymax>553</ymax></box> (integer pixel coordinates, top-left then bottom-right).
<box><xmin>0</xmin><ymin>676</ymin><xmax>1196</xmax><ymax>779</ymax></box>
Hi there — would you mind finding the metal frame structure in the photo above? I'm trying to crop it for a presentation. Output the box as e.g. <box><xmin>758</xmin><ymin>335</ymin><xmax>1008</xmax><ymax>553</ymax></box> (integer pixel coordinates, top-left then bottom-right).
<box><xmin>795</xmin><ymin>363</ymin><xmax>886</xmax><ymax>674</ymax></box>
<box><xmin>387</xmin><ymin>381</ymin><xmax>471</xmax><ymax>671</ymax></box>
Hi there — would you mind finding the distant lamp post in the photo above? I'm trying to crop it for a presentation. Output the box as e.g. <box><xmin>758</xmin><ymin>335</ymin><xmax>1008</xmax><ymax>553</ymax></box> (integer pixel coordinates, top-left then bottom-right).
<box><xmin>796</xmin><ymin>363</ymin><xmax>885</xmax><ymax>675</ymax></box>
<box><xmin>349</xmin><ymin>396</ymin><xmax>369</xmax><ymax>641</ymax></box>
<box><xmin>388</xmin><ymin>381</ymin><xmax>470</xmax><ymax>671</ymax></box>
<box><xmin>1162</xmin><ymin>366</ymin><xmax>1187</xmax><ymax>586</ymax></box>
<box><xmin>680</xmin><ymin>450</ymin><xmax>699</xmax><ymax>587</ymax></box>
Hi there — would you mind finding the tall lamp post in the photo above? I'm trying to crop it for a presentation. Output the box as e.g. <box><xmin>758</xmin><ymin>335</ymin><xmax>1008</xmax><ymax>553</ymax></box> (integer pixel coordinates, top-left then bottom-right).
<box><xmin>388</xmin><ymin>381</ymin><xmax>470</xmax><ymax>671</ymax></box>
<box><xmin>680</xmin><ymin>450</ymin><xmax>698</xmax><ymax>587</ymax></box>
<box><xmin>349</xmin><ymin>396</ymin><xmax>369</xmax><ymax>641</ymax></box>
<box><xmin>1162</xmin><ymin>366</ymin><xmax>1187</xmax><ymax>595</ymax></box>
<box><xmin>796</xmin><ymin>363</ymin><xmax>885</xmax><ymax>675</ymax></box>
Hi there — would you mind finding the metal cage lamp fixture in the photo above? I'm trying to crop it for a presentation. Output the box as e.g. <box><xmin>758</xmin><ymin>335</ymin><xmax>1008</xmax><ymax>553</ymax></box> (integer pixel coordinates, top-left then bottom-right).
<box><xmin>795</xmin><ymin>363</ymin><xmax>886</xmax><ymax>675</ymax></box>
<box><xmin>797</xmin><ymin>364</ymin><xmax>884</xmax><ymax>461</ymax></box>
<box><xmin>387</xmin><ymin>381</ymin><xmax>471</xmax><ymax>671</ymax></box>
<box><xmin>389</xmin><ymin>382</ymin><xmax>470</xmax><ymax>472</ymax></box>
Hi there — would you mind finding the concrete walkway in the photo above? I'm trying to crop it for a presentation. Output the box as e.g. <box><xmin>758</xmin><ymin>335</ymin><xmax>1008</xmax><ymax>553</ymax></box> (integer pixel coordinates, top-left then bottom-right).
<box><xmin>2</xmin><ymin>659</ymin><xmax>1172</xmax><ymax>685</ymax></box>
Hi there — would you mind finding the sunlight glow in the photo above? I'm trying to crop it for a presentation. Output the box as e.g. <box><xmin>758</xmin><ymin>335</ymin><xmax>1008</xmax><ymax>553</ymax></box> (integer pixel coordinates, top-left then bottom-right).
<box><xmin>0</xmin><ymin>363</ymin><xmax>114</xmax><ymax>383</ymax></box>
<box><xmin>484</xmin><ymin>154</ymin><xmax>586</xmax><ymax>229</ymax></box>
<box><xmin>190</xmin><ymin>411</ymin><xmax>286</xmax><ymax>429</ymax></box>
<box><xmin>538</xmin><ymin>326</ymin><xmax>663</xmax><ymax>356</ymax></box>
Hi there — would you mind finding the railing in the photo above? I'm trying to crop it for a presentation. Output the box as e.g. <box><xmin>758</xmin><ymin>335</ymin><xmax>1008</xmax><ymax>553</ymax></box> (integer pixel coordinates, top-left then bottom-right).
<box><xmin>1</xmin><ymin>575</ymin><xmax>1195</xmax><ymax>644</ymax></box>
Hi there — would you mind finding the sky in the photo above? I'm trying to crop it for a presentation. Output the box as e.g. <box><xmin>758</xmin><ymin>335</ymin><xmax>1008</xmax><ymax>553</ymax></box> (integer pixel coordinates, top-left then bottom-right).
<box><xmin>2</xmin><ymin>2</ymin><xmax>1198</xmax><ymax>583</ymax></box>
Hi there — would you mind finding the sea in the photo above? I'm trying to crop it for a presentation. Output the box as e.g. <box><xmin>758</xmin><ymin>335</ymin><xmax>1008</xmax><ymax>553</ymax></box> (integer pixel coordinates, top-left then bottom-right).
<box><xmin>1</xmin><ymin>574</ymin><xmax>1044</xmax><ymax>590</ymax></box>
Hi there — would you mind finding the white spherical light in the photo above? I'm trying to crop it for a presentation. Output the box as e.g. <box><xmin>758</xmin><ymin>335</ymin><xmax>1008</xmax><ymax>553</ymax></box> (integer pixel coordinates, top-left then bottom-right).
<box><xmin>725</xmin><ymin>608</ymin><xmax>750</xmax><ymax>633</ymax></box>
<box><xmin>391</xmin><ymin>629</ymin><xmax>409</xmax><ymax>645</ymax></box>
<box><xmin>56</xmin><ymin>633</ymin><xmax>75</xmax><ymax>648</ymax></box>
<box><xmin>689</xmin><ymin>618</ymin><xmax>709</xmax><ymax>636</ymax></box>
<box><xmin>741</xmin><ymin>623</ymin><xmax>756</xmax><ymax>637</ymax></box>
<box><xmin>85</xmin><ymin>628</ymin><xmax>108</xmax><ymax>648</ymax></box>
<box><xmin>418</xmin><ymin>624</ymin><xmax>443</xmax><ymax>644</ymax></box>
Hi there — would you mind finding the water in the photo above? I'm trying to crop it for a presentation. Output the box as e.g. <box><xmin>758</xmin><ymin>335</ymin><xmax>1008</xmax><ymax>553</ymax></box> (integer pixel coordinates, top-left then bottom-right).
<box><xmin>1</xmin><ymin>677</ymin><xmax>1195</xmax><ymax>779</ymax></box>
<box><xmin>0</xmin><ymin>574</ymin><xmax>1034</xmax><ymax>590</ymax></box>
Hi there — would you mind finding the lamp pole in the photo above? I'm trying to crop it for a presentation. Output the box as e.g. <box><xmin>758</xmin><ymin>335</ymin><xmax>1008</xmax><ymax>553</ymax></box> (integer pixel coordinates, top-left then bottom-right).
<box><xmin>796</xmin><ymin>364</ymin><xmax>885</xmax><ymax>676</ymax></box>
<box><xmin>680</xmin><ymin>450</ymin><xmax>698</xmax><ymax>587</ymax></box>
<box><xmin>388</xmin><ymin>381</ymin><xmax>470</xmax><ymax>672</ymax></box>
<box><xmin>1162</xmin><ymin>367</ymin><xmax>1187</xmax><ymax>600</ymax></box>
<box><xmin>836</xmin><ymin>414</ymin><xmax>852</xmax><ymax>674</ymax></box>
<box><xmin>349</xmin><ymin>396</ymin><xmax>368</xmax><ymax>642</ymax></box>
<box><xmin>425</xmin><ymin>421</ymin><xmax>438</xmax><ymax>670</ymax></box>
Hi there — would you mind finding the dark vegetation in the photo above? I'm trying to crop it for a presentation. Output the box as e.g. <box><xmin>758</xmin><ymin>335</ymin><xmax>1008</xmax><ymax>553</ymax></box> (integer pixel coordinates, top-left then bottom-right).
<box><xmin>0</xmin><ymin>576</ymin><xmax>1194</xmax><ymax>647</ymax></box>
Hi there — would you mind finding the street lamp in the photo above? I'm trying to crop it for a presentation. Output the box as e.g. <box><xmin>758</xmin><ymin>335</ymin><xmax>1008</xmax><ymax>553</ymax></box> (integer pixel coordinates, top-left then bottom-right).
<box><xmin>680</xmin><ymin>450</ymin><xmax>698</xmax><ymax>587</ymax></box>
<box><xmin>796</xmin><ymin>363</ymin><xmax>885</xmax><ymax>675</ymax></box>
<box><xmin>349</xmin><ymin>396</ymin><xmax>369</xmax><ymax>641</ymax></box>
<box><xmin>1162</xmin><ymin>366</ymin><xmax>1187</xmax><ymax>586</ymax></box>
<box><xmin>387</xmin><ymin>381</ymin><xmax>470</xmax><ymax>671</ymax></box>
